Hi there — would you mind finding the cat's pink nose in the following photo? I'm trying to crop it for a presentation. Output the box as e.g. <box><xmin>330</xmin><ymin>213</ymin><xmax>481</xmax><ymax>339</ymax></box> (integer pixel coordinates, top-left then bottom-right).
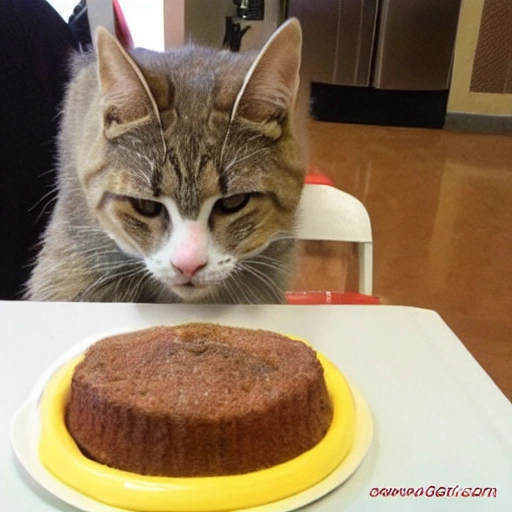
<box><xmin>172</xmin><ymin>222</ymin><xmax>207</xmax><ymax>279</ymax></box>
<box><xmin>172</xmin><ymin>259</ymin><xmax>207</xmax><ymax>279</ymax></box>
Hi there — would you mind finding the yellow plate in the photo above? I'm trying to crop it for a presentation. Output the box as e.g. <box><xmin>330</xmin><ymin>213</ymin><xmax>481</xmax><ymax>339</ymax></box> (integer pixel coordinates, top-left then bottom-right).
<box><xmin>39</xmin><ymin>346</ymin><xmax>356</xmax><ymax>512</ymax></box>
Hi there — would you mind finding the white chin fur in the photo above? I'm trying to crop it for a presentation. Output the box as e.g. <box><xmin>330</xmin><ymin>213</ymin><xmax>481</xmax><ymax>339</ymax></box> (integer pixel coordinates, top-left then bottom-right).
<box><xmin>170</xmin><ymin>283</ymin><xmax>214</xmax><ymax>301</ymax></box>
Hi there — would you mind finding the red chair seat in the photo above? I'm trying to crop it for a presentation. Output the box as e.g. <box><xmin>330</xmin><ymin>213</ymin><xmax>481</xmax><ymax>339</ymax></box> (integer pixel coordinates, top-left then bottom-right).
<box><xmin>305</xmin><ymin>168</ymin><xmax>335</xmax><ymax>186</ymax></box>
<box><xmin>285</xmin><ymin>291</ymin><xmax>381</xmax><ymax>305</ymax></box>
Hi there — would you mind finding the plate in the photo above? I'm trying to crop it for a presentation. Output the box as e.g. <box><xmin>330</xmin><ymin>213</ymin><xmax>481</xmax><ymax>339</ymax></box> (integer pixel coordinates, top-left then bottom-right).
<box><xmin>11</xmin><ymin>330</ymin><xmax>373</xmax><ymax>512</ymax></box>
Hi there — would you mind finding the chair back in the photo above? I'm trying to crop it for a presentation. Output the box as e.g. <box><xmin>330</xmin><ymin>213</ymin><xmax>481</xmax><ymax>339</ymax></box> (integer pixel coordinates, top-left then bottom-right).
<box><xmin>295</xmin><ymin>184</ymin><xmax>374</xmax><ymax>295</ymax></box>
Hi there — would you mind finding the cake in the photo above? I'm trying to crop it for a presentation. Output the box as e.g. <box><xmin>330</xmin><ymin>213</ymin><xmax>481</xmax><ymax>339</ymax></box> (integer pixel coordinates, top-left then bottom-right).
<box><xmin>65</xmin><ymin>323</ymin><xmax>333</xmax><ymax>477</ymax></box>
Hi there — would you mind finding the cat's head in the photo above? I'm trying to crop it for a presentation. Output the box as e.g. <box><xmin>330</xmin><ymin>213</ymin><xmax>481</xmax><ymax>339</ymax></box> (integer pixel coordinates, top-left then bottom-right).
<box><xmin>79</xmin><ymin>19</ymin><xmax>305</xmax><ymax>303</ymax></box>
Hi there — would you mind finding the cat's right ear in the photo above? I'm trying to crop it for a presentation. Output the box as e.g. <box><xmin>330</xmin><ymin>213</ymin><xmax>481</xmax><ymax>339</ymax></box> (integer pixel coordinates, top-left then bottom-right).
<box><xmin>95</xmin><ymin>27</ymin><xmax>161</xmax><ymax>138</ymax></box>
<box><xmin>230</xmin><ymin>18</ymin><xmax>302</xmax><ymax>131</ymax></box>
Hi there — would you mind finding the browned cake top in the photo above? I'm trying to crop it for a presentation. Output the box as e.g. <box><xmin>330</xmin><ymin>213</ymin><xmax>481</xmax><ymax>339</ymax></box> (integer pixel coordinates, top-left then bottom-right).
<box><xmin>72</xmin><ymin>323</ymin><xmax>324</xmax><ymax>420</ymax></box>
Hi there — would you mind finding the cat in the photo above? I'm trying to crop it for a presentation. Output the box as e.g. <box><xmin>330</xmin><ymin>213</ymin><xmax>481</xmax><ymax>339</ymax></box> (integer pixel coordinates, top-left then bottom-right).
<box><xmin>26</xmin><ymin>18</ymin><xmax>306</xmax><ymax>304</ymax></box>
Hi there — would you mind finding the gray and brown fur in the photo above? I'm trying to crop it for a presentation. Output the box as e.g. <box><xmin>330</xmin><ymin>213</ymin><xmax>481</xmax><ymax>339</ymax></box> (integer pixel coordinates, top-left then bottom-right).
<box><xmin>26</xmin><ymin>19</ymin><xmax>305</xmax><ymax>304</ymax></box>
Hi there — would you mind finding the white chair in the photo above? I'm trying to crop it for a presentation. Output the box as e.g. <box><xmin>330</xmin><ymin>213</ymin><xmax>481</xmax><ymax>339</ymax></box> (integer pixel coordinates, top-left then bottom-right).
<box><xmin>295</xmin><ymin>183</ymin><xmax>374</xmax><ymax>295</ymax></box>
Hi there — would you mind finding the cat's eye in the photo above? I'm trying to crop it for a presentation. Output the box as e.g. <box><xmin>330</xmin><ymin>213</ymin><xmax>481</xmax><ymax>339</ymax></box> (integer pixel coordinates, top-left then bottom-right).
<box><xmin>216</xmin><ymin>193</ymin><xmax>251</xmax><ymax>214</ymax></box>
<box><xmin>128</xmin><ymin>197</ymin><xmax>163</xmax><ymax>217</ymax></box>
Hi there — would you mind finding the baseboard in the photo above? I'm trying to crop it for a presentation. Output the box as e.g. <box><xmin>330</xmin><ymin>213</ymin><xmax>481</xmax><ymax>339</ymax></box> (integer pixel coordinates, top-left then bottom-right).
<box><xmin>310</xmin><ymin>82</ymin><xmax>449</xmax><ymax>129</ymax></box>
<box><xmin>444</xmin><ymin>112</ymin><xmax>512</xmax><ymax>134</ymax></box>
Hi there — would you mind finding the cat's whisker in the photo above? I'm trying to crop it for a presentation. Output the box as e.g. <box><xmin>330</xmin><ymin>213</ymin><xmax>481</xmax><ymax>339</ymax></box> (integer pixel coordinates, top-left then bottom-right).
<box><xmin>92</xmin><ymin>262</ymin><xmax>144</xmax><ymax>280</ymax></box>
<box><xmin>70</xmin><ymin>224</ymin><xmax>106</xmax><ymax>234</ymax></box>
<box><xmin>66</xmin><ymin>244</ymin><xmax>120</xmax><ymax>261</ymax></box>
<box><xmin>82</xmin><ymin>264</ymin><xmax>148</xmax><ymax>299</ymax></box>
<box><xmin>87</xmin><ymin>261</ymin><xmax>137</xmax><ymax>274</ymax></box>
<box><xmin>225</xmin><ymin>269</ymin><xmax>255</xmax><ymax>304</ymax></box>
<box><xmin>84</xmin><ymin>250</ymin><xmax>144</xmax><ymax>271</ymax></box>
<box><xmin>81</xmin><ymin>247</ymin><xmax>119</xmax><ymax>259</ymax></box>
<box><xmin>37</xmin><ymin>167</ymin><xmax>59</xmax><ymax>179</ymax></box>
<box><xmin>224</xmin><ymin>284</ymin><xmax>240</xmax><ymax>305</ymax></box>
<box><xmin>73</xmin><ymin>236</ymin><xmax>114</xmax><ymax>247</ymax></box>
<box><xmin>116</xmin><ymin>268</ymin><xmax>146</xmax><ymax>301</ymax></box>
<box><xmin>249</xmin><ymin>254</ymin><xmax>294</xmax><ymax>276</ymax></box>
<box><xmin>249</xmin><ymin>262</ymin><xmax>284</xmax><ymax>296</ymax></box>
<box><xmin>233</xmin><ymin>262</ymin><xmax>282</xmax><ymax>304</ymax></box>
<box><xmin>129</xmin><ymin>268</ymin><xmax>155</xmax><ymax>301</ymax></box>
<box><xmin>217</xmin><ymin>278</ymin><xmax>237</xmax><ymax>304</ymax></box>
<box><xmin>269</xmin><ymin>232</ymin><xmax>295</xmax><ymax>243</ymax></box>
<box><xmin>246</xmin><ymin>267</ymin><xmax>283</xmax><ymax>301</ymax></box>
<box><xmin>236</xmin><ymin>280</ymin><xmax>259</xmax><ymax>304</ymax></box>
<box><xmin>28</xmin><ymin>186</ymin><xmax>59</xmax><ymax>214</ymax></box>
<box><xmin>35</xmin><ymin>194</ymin><xmax>60</xmax><ymax>224</ymax></box>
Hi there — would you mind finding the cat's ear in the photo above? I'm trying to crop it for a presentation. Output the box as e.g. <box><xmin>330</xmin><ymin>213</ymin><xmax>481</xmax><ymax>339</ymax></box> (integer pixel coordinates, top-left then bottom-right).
<box><xmin>231</xmin><ymin>18</ymin><xmax>302</xmax><ymax>129</ymax></box>
<box><xmin>95</xmin><ymin>27</ymin><xmax>161</xmax><ymax>138</ymax></box>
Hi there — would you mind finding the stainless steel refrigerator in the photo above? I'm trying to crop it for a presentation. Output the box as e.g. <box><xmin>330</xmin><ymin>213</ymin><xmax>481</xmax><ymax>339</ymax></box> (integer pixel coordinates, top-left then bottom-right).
<box><xmin>288</xmin><ymin>0</ymin><xmax>462</xmax><ymax>90</ymax></box>
<box><xmin>287</xmin><ymin>0</ymin><xmax>462</xmax><ymax>127</ymax></box>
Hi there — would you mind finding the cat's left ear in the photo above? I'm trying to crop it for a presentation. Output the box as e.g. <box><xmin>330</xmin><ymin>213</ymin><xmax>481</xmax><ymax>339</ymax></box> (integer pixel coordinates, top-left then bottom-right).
<box><xmin>95</xmin><ymin>27</ymin><xmax>161</xmax><ymax>138</ymax></box>
<box><xmin>231</xmin><ymin>18</ymin><xmax>302</xmax><ymax>127</ymax></box>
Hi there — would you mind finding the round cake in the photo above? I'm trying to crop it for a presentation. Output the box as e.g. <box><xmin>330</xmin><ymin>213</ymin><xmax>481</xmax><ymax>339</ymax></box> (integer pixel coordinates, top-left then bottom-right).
<box><xmin>65</xmin><ymin>323</ymin><xmax>333</xmax><ymax>477</ymax></box>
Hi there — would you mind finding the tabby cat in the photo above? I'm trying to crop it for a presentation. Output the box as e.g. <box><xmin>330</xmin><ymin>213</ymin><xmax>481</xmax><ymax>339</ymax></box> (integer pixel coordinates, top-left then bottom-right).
<box><xmin>26</xmin><ymin>19</ymin><xmax>305</xmax><ymax>304</ymax></box>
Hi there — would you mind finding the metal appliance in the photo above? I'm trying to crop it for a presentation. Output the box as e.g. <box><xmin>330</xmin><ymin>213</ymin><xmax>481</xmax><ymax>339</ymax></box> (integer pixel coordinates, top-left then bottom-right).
<box><xmin>288</xmin><ymin>0</ymin><xmax>462</xmax><ymax>91</ymax></box>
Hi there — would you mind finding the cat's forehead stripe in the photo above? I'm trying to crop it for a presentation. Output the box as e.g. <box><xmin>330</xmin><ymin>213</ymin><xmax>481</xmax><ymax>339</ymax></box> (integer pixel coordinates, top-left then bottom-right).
<box><xmin>198</xmin><ymin>154</ymin><xmax>211</xmax><ymax>179</ymax></box>
<box><xmin>150</xmin><ymin>162</ymin><xmax>163</xmax><ymax>197</ymax></box>
<box><xmin>166</xmin><ymin>147</ymin><xmax>182</xmax><ymax>186</ymax></box>
<box><xmin>159</xmin><ymin>147</ymin><xmax>221</xmax><ymax>217</ymax></box>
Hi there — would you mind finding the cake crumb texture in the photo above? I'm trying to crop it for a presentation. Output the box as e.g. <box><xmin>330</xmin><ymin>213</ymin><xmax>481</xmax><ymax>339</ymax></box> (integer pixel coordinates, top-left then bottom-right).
<box><xmin>66</xmin><ymin>323</ymin><xmax>333</xmax><ymax>476</ymax></box>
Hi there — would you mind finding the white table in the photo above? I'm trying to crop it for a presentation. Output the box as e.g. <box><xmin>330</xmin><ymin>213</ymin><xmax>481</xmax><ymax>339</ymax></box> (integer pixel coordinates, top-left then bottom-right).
<box><xmin>1</xmin><ymin>301</ymin><xmax>511</xmax><ymax>511</ymax></box>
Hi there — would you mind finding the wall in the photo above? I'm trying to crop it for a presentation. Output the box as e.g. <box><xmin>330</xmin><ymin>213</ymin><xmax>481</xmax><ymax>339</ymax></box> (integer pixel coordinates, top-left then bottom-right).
<box><xmin>239</xmin><ymin>0</ymin><xmax>283</xmax><ymax>51</ymax></box>
<box><xmin>446</xmin><ymin>0</ymin><xmax>512</xmax><ymax>131</ymax></box>
<box><xmin>183</xmin><ymin>0</ymin><xmax>234</xmax><ymax>47</ymax></box>
<box><xmin>164</xmin><ymin>0</ymin><xmax>282</xmax><ymax>51</ymax></box>
<box><xmin>48</xmin><ymin>1</ymin><xmax>283</xmax><ymax>52</ymax></box>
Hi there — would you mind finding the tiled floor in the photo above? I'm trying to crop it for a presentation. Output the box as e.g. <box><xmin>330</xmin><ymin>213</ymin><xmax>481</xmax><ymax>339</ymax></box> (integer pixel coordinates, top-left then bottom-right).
<box><xmin>296</xmin><ymin>120</ymin><xmax>512</xmax><ymax>401</ymax></box>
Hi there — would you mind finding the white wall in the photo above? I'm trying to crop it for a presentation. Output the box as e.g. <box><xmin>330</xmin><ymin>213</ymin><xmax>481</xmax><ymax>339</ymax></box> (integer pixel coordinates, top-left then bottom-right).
<box><xmin>46</xmin><ymin>0</ymin><xmax>283</xmax><ymax>52</ymax></box>
<box><xmin>47</xmin><ymin>0</ymin><xmax>166</xmax><ymax>50</ymax></box>
<box><xmin>46</xmin><ymin>0</ymin><xmax>72</xmax><ymax>21</ymax></box>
